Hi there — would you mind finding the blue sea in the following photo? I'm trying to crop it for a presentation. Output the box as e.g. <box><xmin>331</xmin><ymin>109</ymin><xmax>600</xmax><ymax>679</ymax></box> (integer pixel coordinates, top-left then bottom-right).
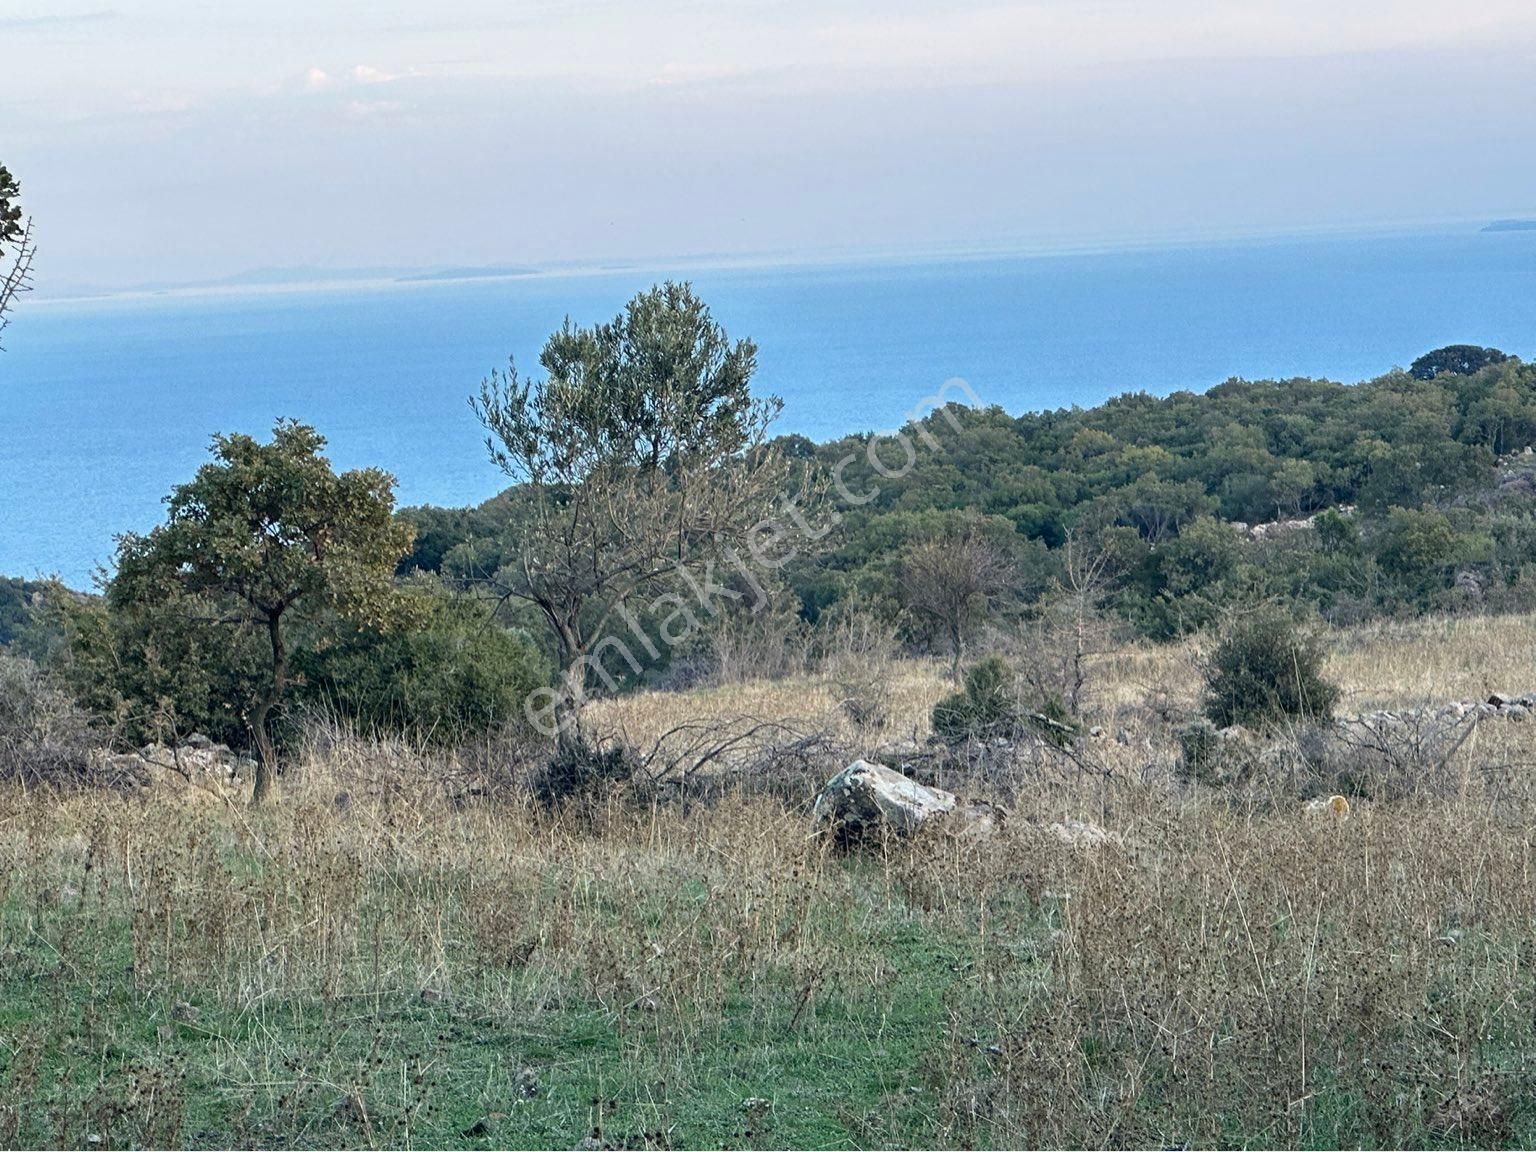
<box><xmin>4</xmin><ymin>226</ymin><xmax>1535</xmax><ymax>588</ymax></box>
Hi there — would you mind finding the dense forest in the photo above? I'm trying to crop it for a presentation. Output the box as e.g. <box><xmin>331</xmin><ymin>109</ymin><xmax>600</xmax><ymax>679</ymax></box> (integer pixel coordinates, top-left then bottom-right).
<box><xmin>402</xmin><ymin>340</ymin><xmax>1536</xmax><ymax>646</ymax></box>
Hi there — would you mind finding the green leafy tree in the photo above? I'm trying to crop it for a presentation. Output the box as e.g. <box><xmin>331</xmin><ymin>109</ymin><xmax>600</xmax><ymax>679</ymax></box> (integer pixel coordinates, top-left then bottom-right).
<box><xmin>110</xmin><ymin>421</ymin><xmax>415</xmax><ymax>802</ymax></box>
<box><xmin>1373</xmin><ymin>506</ymin><xmax>1458</xmax><ymax>607</ymax></box>
<box><xmin>1410</xmin><ymin>345</ymin><xmax>1509</xmax><ymax>381</ymax></box>
<box><xmin>473</xmin><ymin>282</ymin><xmax>794</xmax><ymax>742</ymax></box>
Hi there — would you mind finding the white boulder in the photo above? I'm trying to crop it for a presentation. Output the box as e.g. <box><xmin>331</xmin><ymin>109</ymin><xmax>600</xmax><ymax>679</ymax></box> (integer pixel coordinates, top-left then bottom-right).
<box><xmin>814</xmin><ymin>760</ymin><xmax>956</xmax><ymax>838</ymax></box>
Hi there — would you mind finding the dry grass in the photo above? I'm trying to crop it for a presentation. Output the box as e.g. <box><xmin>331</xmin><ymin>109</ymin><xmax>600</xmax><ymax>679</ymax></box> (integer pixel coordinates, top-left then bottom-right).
<box><xmin>8</xmin><ymin>613</ymin><xmax>1536</xmax><ymax>1147</ymax></box>
<box><xmin>592</xmin><ymin>610</ymin><xmax>1536</xmax><ymax>756</ymax></box>
<box><xmin>589</xmin><ymin>660</ymin><xmax>954</xmax><ymax>753</ymax></box>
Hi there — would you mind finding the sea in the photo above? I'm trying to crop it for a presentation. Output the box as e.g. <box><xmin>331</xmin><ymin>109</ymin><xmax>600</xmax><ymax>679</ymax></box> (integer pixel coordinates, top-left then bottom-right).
<box><xmin>4</xmin><ymin>225</ymin><xmax>1535</xmax><ymax>589</ymax></box>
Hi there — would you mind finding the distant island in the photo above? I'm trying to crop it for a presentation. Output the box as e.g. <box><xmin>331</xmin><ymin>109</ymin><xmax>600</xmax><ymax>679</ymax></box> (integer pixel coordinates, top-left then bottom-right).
<box><xmin>1483</xmin><ymin>219</ymin><xmax>1536</xmax><ymax>233</ymax></box>
<box><xmin>395</xmin><ymin>264</ymin><xmax>540</xmax><ymax>282</ymax></box>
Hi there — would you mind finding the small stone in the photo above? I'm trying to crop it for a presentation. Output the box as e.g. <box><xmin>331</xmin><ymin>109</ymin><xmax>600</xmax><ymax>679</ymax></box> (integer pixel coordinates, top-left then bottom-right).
<box><xmin>171</xmin><ymin>1000</ymin><xmax>199</xmax><ymax>1023</ymax></box>
<box><xmin>1045</xmin><ymin>819</ymin><xmax>1119</xmax><ymax>848</ymax></box>
<box><xmin>516</xmin><ymin>1067</ymin><xmax>541</xmax><ymax>1098</ymax></box>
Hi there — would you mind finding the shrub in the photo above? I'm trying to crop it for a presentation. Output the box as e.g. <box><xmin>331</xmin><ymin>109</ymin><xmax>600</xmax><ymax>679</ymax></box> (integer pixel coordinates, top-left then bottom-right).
<box><xmin>931</xmin><ymin>655</ymin><xmax>1076</xmax><ymax>748</ymax></box>
<box><xmin>293</xmin><ymin>589</ymin><xmax>547</xmax><ymax>745</ymax></box>
<box><xmin>0</xmin><ymin>650</ymin><xmax>132</xmax><ymax>790</ymax></box>
<box><xmin>1202</xmin><ymin>612</ymin><xmax>1339</xmax><ymax>730</ymax></box>
<box><xmin>530</xmin><ymin>734</ymin><xmax>639</xmax><ymax>809</ymax></box>
<box><xmin>59</xmin><ymin>590</ymin><xmax>267</xmax><ymax>751</ymax></box>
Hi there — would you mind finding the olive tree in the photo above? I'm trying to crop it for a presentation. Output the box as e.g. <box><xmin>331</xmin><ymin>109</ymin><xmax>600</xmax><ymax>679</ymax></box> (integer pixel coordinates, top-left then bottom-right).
<box><xmin>112</xmin><ymin>421</ymin><xmax>414</xmax><ymax>802</ymax></box>
<box><xmin>473</xmin><ymin>282</ymin><xmax>794</xmax><ymax>742</ymax></box>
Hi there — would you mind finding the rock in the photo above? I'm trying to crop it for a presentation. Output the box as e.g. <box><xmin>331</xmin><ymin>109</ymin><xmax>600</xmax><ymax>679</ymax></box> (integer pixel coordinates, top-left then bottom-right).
<box><xmin>1044</xmin><ymin>819</ymin><xmax>1119</xmax><ymax>849</ymax></box>
<box><xmin>185</xmin><ymin>732</ymin><xmax>213</xmax><ymax>749</ymax></box>
<box><xmin>1088</xmin><ymin>725</ymin><xmax>1104</xmax><ymax>740</ymax></box>
<box><xmin>813</xmin><ymin>760</ymin><xmax>957</xmax><ymax>838</ymax></box>
<box><xmin>949</xmin><ymin>799</ymin><xmax>1007</xmax><ymax>841</ymax></box>
<box><xmin>1303</xmin><ymin>794</ymin><xmax>1351</xmax><ymax>820</ymax></box>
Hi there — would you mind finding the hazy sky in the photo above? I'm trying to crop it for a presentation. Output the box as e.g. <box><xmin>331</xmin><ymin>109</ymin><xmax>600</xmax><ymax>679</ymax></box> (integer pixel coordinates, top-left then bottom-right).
<box><xmin>5</xmin><ymin>0</ymin><xmax>1536</xmax><ymax>289</ymax></box>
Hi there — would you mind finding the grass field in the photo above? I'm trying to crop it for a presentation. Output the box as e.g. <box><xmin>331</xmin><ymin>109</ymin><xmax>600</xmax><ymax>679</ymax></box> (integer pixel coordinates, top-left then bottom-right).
<box><xmin>6</xmin><ymin>613</ymin><xmax>1536</xmax><ymax>1148</ymax></box>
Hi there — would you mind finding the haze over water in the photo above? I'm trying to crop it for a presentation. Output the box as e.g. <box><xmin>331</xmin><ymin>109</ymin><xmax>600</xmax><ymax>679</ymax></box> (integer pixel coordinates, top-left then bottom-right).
<box><xmin>5</xmin><ymin>225</ymin><xmax>1535</xmax><ymax>588</ymax></box>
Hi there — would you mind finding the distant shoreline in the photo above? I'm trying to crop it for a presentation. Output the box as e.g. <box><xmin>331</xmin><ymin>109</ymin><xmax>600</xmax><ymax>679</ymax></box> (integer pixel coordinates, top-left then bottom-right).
<box><xmin>34</xmin><ymin>218</ymin><xmax>1533</xmax><ymax>308</ymax></box>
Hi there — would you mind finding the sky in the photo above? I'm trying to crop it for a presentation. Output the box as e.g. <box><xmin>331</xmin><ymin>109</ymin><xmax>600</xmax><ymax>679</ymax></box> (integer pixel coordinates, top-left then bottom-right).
<box><xmin>4</xmin><ymin>0</ymin><xmax>1536</xmax><ymax>291</ymax></box>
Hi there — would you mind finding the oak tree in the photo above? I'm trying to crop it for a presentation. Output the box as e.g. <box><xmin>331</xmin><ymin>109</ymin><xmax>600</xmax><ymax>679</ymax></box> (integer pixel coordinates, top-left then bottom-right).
<box><xmin>111</xmin><ymin>421</ymin><xmax>414</xmax><ymax>802</ymax></box>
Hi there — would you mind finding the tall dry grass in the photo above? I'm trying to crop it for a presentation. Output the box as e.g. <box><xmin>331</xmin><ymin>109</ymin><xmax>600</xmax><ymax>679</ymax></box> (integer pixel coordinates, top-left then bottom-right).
<box><xmin>6</xmin><ymin>611</ymin><xmax>1536</xmax><ymax>1146</ymax></box>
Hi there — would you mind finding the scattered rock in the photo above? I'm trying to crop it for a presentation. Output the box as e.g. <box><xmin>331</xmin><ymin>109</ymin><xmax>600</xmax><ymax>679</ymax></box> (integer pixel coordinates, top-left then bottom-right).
<box><xmin>1303</xmin><ymin>794</ymin><xmax>1351</xmax><ymax>820</ymax></box>
<box><xmin>813</xmin><ymin>760</ymin><xmax>957</xmax><ymax>839</ymax></box>
<box><xmin>949</xmin><ymin>799</ymin><xmax>1007</xmax><ymax>841</ymax></box>
<box><xmin>1045</xmin><ymin>819</ymin><xmax>1119</xmax><ymax>849</ymax></box>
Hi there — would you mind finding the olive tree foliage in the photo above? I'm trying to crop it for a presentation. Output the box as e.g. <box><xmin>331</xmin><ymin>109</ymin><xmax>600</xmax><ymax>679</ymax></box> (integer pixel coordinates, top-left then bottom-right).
<box><xmin>472</xmin><ymin>282</ymin><xmax>793</xmax><ymax>741</ymax></box>
<box><xmin>0</xmin><ymin>163</ymin><xmax>36</xmax><ymax>351</ymax></box>
<box><xmin>110</xmin><ymin>421</ymin><xmax>415</xmax><ymax>802</ymax></box>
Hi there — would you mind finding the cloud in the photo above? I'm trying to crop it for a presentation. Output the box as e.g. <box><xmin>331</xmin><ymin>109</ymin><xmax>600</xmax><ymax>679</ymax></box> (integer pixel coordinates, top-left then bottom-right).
<box><xmin>344</xmin><ymin>98</ymin><xmax>409</xmax><ymax>118</ymax></box>
<box><xmin>300</xmin><ymin>64</ymin><xmax>409</xmax><ymax>93</ymax></box>
<box><xmin>350</xmin><ymin>64</ymin><xmax>400</xmax><ymax>84</ymax></box>
<box><xmin>0</xmin><ymin>8</ymin><xmax>117</xmax><ymax>31</ymax></box>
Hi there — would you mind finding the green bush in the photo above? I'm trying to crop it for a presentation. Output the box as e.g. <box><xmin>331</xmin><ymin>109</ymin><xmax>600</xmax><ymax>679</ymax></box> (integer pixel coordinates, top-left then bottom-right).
<box><xmin>1202</xmin><ymin>612</ymin><xmax>1339</xmax><ymax>730</ymax></box>
<box><xmin>293</xmin><ymin>589</ymin><xmax>547</xmax><ymax>745</ymax></box>
<box><xmin>931</xmin><ymin>655</ymin><xmax>1077</xmax><ymax>748</ymax></box>
<box><xmin>60</xmin><ymin>590</ymin><xmax>267</xmax><ymax>750</ymax></box>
